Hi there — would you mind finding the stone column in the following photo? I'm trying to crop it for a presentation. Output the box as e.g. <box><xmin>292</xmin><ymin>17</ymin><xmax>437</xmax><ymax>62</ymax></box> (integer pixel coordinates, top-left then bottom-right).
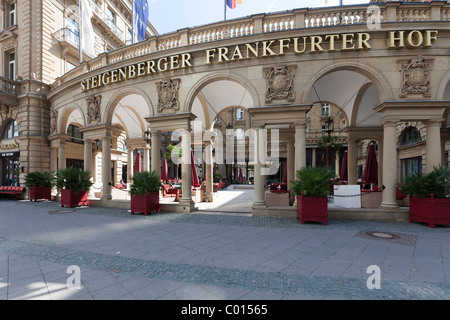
<box><xmin>335</xmin><ymin>150</ymin><xmax>340</xmax><ymax>176</ymax></box>
<box><xmin>286</xmin><ymin>138</ymin><xmax>295</xmax><ymax>191</ymax></box>
<box><xmin>180</xmin><ymin>129</ymin><xmax>194</xmax><ymax>211</ymax></box>
<box><xmin>253</xmin><ymin>125</ymin><xmax>266</xmax><ymax>208</ymax></box>
<box><xmin>380</xmin><ymin>121</ymin><xmax>398</xmax><ymax>209</ymax></box>
<box><xmin>425</xmin><ymin>120</ymin><xmax>442</xmax><ymax>173</ymax></box>
<box><xmin>101</xmin><ymin>137</ymin><xmax>112</xmax><ymax>200</ymax></box>
<box><xmin>151</xmin><ymin>130</ymin><xmax>161</xmax><ymax>178</ymax></box>
<box><xmin>294</xmin><ymin>124</ymin><xmax>306</xmax><ymax>173</ymax></box>
<box><xmin>377</xmin><ymin>140</ymin><xmax>383</xmax><ymax>187</ymax></box>
<box><xmin>50</xmin><ymin>147</ymin><xmax>58</xmax><ymax>172</ymax></box>
<box><xmin>312</xmin><ymin>148</ymin><xmax>317</xmax><ymax>168</ymax></box>
<box><xmin>127</xmin><ymin>147</ymin><xmax>133</xmax><ymax>185</ymax></box>
<box><xmin>347</xmin><ymin>139</ymin><xmax>357</xmax><ymax>184</ymax></box>
<box><xmin>143</xmin><ymin>146</ymin><xmax>150</xmax><ymax>172</ymax></box>
<box><xmin>58</xmin><ymin>143</ymin><xmax>66</xmax><ymax>170</ymax></box>
<box><xmin>84</xmin><ymin>139</ymin><xmax>93</xmax><ymax>174</ymax></box>
<box><xmin>204</xmin><ymin>142</ymin><xmax>214</xmax><ymax>202</ymax></box>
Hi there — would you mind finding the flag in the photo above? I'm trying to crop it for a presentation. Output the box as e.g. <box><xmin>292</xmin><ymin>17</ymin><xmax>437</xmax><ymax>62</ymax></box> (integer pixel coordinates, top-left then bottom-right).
<box><xmin>227</xmin><ymin>0</ymin><xmax>243</xmax><ymax>10</ymax></box>
<box><xmin>80</xmin><ymin>0</ymin><xmax>95</xmax><ymax>58</ymax></box>
<box><xmin>133</xmin><ymin>0</ymin><xmax>150</xmax><ymax>42</ymax></box>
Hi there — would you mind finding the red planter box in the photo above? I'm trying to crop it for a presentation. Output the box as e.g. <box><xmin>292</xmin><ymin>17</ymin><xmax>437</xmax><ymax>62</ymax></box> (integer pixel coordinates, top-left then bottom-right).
<box><xmin>131</xmin><ymin>192</ymin><xmax>160</xmax><ymax>216</ymax></box>
<box><xmin>409</xmin><ymin>196</ymin><xmax>450</xmax><ymax>228</ymax></box>
<box><xmin>296</xmin><ymin>195</ymin><xmax>328</xmax><ymax>225</ymax></box>
<box><xmin>29</xmin><ymin>186</ymin><xmax>52</xmax><ymax>202</ymax></box>
<box><xmin>60</xmin><ymin>189</ymin><xmax>88</xmax><ymax>208</ymax></box>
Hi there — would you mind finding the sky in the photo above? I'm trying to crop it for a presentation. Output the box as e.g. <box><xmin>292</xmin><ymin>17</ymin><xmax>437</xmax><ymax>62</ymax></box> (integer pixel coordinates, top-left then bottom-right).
<box><xmin>148</xmin><ymin>0</ymin><xmax>371</xmax><ymax>35</ymax></box>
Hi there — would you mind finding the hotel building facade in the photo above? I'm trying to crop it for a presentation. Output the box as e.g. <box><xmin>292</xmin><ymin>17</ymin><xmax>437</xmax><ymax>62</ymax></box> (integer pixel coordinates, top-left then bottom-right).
<box><xmin>1</xmin><ymin>0</ymin><xmax>449</xmax><ymax>214</ymax></box>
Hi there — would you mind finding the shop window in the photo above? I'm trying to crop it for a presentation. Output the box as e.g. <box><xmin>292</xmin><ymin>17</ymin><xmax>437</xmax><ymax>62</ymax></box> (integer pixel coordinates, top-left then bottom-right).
<box><xmin>401</xmin><ymin>156</ymin><xmax>422</xmax><ymax>182</ymax></box>
<box><xmin>400</xmin><ymin>127</ymin><xmax>422</xmax><ymax>146</ymax></box>
<box><xmin>2</xmin><ymin>119</ymin><xmax>18</xmax><ymax>140</ymax></box>
<box><xmin>67</xmin><ymin>124</ymin><xmax>83</xmax><ymax>144</ymax></box>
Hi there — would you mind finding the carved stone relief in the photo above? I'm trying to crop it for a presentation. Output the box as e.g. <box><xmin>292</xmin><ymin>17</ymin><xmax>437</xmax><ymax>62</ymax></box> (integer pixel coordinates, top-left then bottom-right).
<box><xmin>265</xmin><ymin>64</ymin><xmax>296</xmax><ymax>103</ymax></box>
<box><xmin>157</xmin><ymin>78</ymin><xmax>180</xmax><ymax>112</ymax></box>
<box><xmin>87</xmin><ymin>95</ymin><xmax>102</xmax><ymax>124</ymax></box>
<box><xmin>50</xmin><ymin>110</ymin><xmax>58</xmax><ymax>134</ymax></box>
<box><xmin>400</xmin><ymin>56</ymin><xmax>431</xmax><ymax>98</ymax></box>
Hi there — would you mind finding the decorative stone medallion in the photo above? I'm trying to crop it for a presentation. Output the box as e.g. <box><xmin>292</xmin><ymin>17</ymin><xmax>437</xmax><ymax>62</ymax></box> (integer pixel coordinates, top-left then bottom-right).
<box><xmin>87</xmin><ymin>95</ymin><xmax>102</xmax><ymax>124</ymax></box>
<box><xmin>265</xmin><ymin>64</ymin><xmax>295</xmax><ymax>103</ymax></box>
<box><xmin>157</xmin><ymin>78</ymin><xmax>180</xmax><ymax>112</ymax></box>
<box><xmin>400</xmin><ymin>56</ymin><xmax>431</xmax><ymax>98</ymax></box>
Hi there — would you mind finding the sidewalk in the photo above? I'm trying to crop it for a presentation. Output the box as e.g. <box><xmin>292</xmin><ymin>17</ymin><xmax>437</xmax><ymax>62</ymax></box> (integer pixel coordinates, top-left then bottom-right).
<box><xmin>0</xmin><ymin>199</ymin><xmax>449</xmax><ymax>300</ymax></box>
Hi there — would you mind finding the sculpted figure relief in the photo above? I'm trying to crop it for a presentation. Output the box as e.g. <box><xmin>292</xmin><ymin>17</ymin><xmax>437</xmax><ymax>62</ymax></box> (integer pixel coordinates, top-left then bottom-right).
<box><xmin>87</xmin><ymin>95</ymin><xmax>102</xmax><ymax>124</ymax></box>
<box><xmin>50</xmin><ymin>110</ymin><xmax>58</xmax><ymax>134</ymax></box>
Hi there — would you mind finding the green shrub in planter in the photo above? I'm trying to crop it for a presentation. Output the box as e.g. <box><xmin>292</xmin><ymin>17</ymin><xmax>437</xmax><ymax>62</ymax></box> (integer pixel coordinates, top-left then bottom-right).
<box><xmin>129</xmin><ymin>170</ymin><xmax>161</xmax><ymax>196</ymax></box>
<box><xmin>55</xmin><ymin>167</ymin><xmax>93</xmax><ymax>194</ymax></box>
<box><xmin>24</xmin><ymin>171</ymin><xmax>55</xmax><ymax>188</ymax></box>
<box><xmin>291</xmin><ymin>166</ymin><xmax>336</xmax><ymax>198</ymax></box>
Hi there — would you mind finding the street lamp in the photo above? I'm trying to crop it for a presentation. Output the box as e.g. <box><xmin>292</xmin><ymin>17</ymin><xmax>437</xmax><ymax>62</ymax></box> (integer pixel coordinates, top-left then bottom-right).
<box><xmin>144</xmin><ymin>129</ymin><xmax>151</xmax><ymax>144</ymax></box>
<box><xmin>324</xmin><ymin>117</ymin><xmax>334</xmax><ymax>136</ymax></box>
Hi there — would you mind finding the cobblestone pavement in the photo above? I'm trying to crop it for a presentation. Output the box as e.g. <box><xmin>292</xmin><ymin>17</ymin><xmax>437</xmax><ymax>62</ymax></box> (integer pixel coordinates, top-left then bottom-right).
<box><xmin>0</xmin><ymin>199</ymin><xmax>449</xmax><ymax>300</ymax></box>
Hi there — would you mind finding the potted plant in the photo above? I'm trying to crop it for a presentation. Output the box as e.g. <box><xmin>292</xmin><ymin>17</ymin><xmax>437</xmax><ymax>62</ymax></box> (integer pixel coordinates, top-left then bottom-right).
<box><xmin>24</xmin><ymin>171</ymin><xmax>55</xmax><ymax>202</ymax></box>
<box><xmin>56</xmin><ymin>167</ymin><xmax>93</xmax><ymax>208</ymax></box>
<box><xmin>291</xmin><ymin>166</ymin><xmax>336</xmax><ymax>225</ymax></box>
<box><xmin>129</xmin><ymin>170</ymin><xmax>161</xmax><ymax>216</ymax></box>
<box><xmin>400</xmin><ymin>165</ymin><xmax>450</xmax><ymax>228</ymax></box>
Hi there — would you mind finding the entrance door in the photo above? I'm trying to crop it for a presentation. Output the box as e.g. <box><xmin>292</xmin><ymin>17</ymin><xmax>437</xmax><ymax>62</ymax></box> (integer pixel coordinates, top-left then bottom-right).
<box><xmin>2</xmin><ymin>156</ymin><xmax>20</xmax><ymax>186</ymax></box>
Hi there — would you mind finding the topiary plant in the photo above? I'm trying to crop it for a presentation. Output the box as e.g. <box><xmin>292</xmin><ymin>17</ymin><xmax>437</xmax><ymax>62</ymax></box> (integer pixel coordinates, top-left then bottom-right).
<box><xmin>129</xmin><ymin>170</ymin><xmax>161</xmax><ymax>196</ymax></box>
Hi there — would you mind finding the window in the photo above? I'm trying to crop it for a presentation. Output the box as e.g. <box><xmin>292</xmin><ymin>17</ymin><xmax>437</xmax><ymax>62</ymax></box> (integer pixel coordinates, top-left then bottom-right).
<box><xmin>67</xmin><ymin>124</ymin><xmax>83</xmax><ymax>144</ymax></box>
<box><xmin>401</xmin><ymin>156</ymin><xmax>422</xmax><ymax>182</ymax></box>
<box><xmin>321</xmin><ymin>104</ymin><xmax>330</xmax><ymax>117</ymax></box>
<box><xmin>126</xmin><ymin>29</ymin><xmax>133</xmax><ymax>45</ymax></box>
<box><xmin>106</xmin><ymin>7</ymin><xmax>115</xmax><ymax>25</ymax></box>
<box><xmin>2</xmin><ymin>119</ymin><xmax>18</xmax><ymax>140</ymax></box>
<box><xmin>66</xmin><ymin>16</ymin><xmax>79</xmax><ymax>45</ymax></box>
<box><xmin>236</xmin><ymin>108</ymin><xmax>244</xmax><ymax>121</ymax></box>
<box><xmin>8</xmin><ymin>52</ymin><xmax>15</xmax><ymax>80</ymax></box>
<box><xmin>235</xmin><ymin>128</ymin><xmax>244</xmax><ymax>140</ymax></box>
<box><xmin>400</xmin><ymin>127</ymin><xmax>422</xmax><ymax>146</ymax></box>
<box><xmin>8</xmin><ymin>2</ymin><xmax>16</xmax><ymax>27</ymax></box>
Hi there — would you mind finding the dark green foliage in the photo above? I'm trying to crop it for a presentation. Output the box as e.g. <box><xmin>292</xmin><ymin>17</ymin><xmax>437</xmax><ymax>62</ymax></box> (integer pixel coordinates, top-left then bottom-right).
<box><xmin>291</xmin><ymin>166</ymin><xmax>336</xmax><ymax>197</ymax></box>
<box><xmin>400</xmin><ymin>165</ymin><xmax>450</xmax><ymax>199</ymax></box>
<box><xmin>24</xmin><ymin>171</ymin><xmax>55</xmax><ymax>188</ymax></box>
<box><xmin>129</xmin><ymin>171</ymin><xmax>161</xmax><ymax>196</ymax></box>
<box><xmin>55</xmin><ymin>167</ymin><xmax>93</xmax><ymax>194</ymax></box>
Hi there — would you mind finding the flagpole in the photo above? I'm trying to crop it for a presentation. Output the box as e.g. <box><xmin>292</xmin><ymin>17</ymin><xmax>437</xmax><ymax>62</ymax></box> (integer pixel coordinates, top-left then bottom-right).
<box><xmin>132</xmin><ymin>0</ymin><xmax>135</xmax><ymax>44</ymax></box>
<box><xmin>79</xmin><ymin>0</ymin><xmax>83</xmax><ymax>64</ymax></box>
<box><xmin>224</xmin><ymin>0</ymin><xmax>227</xmax><ymax>21</ymax></box>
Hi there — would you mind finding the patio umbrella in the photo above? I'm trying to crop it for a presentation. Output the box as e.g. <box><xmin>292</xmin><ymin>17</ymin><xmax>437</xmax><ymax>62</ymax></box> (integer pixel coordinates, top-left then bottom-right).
<box><xmin>339</xmin><ymin>150</ymin><xmax>348</xmax><ymax>181</ymax></box>
<box><xmin>134</xmin><ymin>151</ymin><xmax>142</xmax><ymax>175</ymax></box>
<box><xmin>191</xmin><ymin>150</ymin><xmax>200</xmax><ymax>187</ymax></box>
<box><xmin>161</xmin><ymin>159</ymin><xmax>169</xmax><ymax>181</ymax></box>
<box><xmin>362</xmin><ymin>144</ymin><xmax>378</xmax><ymax>185</ymax></box>
<box><xmin>283</xmin><ymin>161</ymin><xmax>287</xmax><ymax>184</ymax></box>
<box><xmin>235</xmin><ymin>166</ymin><xmax>239</xmax><ymax>183</ymax></box>
<box><xmin>239</xmin><ymin>167</ymin><xmax>244</xmax><ymax>183</ymax></box>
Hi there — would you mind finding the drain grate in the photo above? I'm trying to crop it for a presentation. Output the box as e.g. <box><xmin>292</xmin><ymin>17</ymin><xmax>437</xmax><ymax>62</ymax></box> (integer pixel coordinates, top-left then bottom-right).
<box><xmin>48</xmin><ymin>210</ymin><xmax>75</xmax><ymax>215</ymax></box>
<box><xmin>354</xmin><ymin>230</ymin><xmax>417</xmax><ymax>247</ymax></box>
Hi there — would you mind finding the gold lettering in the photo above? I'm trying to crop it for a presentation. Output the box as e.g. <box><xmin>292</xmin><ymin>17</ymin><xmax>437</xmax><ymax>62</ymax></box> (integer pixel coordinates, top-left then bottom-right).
<box><xmin>205</xmin><ymin>49</ymin><xmax>216</xmax><ymax>65</ymax></box>
<box><xmin>341</xmin><ymin>33</ymin><xmax>355</xmax><ymax>50</ymax></box>
<box><xmin>158</xmin><ymin>57</ymin><xmax>168</xmax><ymax>72</ymax></box>
<box><xmin>245</xmin><ymin>43</ymin><xmax>259</xmax><ymax>58</ymax></box>
<box><xmin>102</xmin><ymin>72</ymin><xmax>111</xmax><ymax>85</ymax></box>
<box><xmin>91</xmin><ymin>76</ymin><xmax>98</xmax><ymax>89</ymax></box>
<box><xmin>111</xmin><ymin>70</ymin><xmax>119</xmax><ymax>83</ymax></box>
<box><xmin>217</xmin><ymin>47</ymin><xmax>229</xmax><ymax>63</ymax></box>
<box><xmin>128</xmin><ymin>65</ymin><xmax>137</xmax><ymax>79</ymax></box>
<box><xmin>147</xmin><ymin>60</ymin><xmax>156</xmax><ymax>74</ymax></box>
<box><xmin>81</xmin><ymin>80</ymin><xmax>86</xmax><ymax>92</ymax></box>
<box><xmin>118</xmin><ymin>68</ymin><xmax>127</xmax><ymax>81</ymax></box>
<box><xmin>387</xmin><ymin>31</ymin><xmax>405</xmax><ymax>48</ymax></box>
<box><xmin>325</xmin><ymin>34</ymin><xmax>340</xmax><ymax>51</ymax></box>
<box><xmin>231</xmin><ymin>45</ymin><xmax>244</xmax><ymax>61</ymax></box>
<box><xmin>181</xmin><ymin>53</ymin><xmax>192</xmax><ymax>68</ymax></box>
<box><xmin>424</xmin><ymin>30</ymin><xmax>438</xmax><ymax>48</ymax></box>
<box><xmin>293</xmin><ymin>37</ymin><xmax>307</xmax><ymax>54</ymax></box>
<box><xmin>357</xmin><ymin>33</ymin><xmax>371</xmax><ymax>50</ymax></box>
<box><xmin>278</xmin><ymin>38</ymin><xmax>290</xmax><ymax>55</ymax></box>
<box><xmin>137</xmin><ymin>63</ymin><xmax>146</xmax><ymax>77</ymax></box>
<box><xmin>406</xmin><ymin>30</ymin><xmax>423</xmax><ymax>48</ymax></box>
<box><xmin>310</xmin><ymin>36</ymin><xmax>324</xmax><ymax>53</ymax></box>
<box><xmin>170</xmin><ymin>55</ymin><xmax>180</xmax><ymax>70</ymax></box>
<box><xmin>262</xmin><ymin>41</ymin><xmax>277</xmax><ymax>57</ymax></box>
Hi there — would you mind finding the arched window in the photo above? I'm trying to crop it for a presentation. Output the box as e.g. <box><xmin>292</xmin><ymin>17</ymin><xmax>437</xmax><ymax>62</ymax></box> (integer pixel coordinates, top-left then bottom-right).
<box><xmin>2</xmin><ymin>119</ymin><xmax>18</xmax><ymax>140</ymax></box>
<box><xmin>67</xmin><ymin>124</ymin><xmax>83</xmax><ymax>144</ymax></box>
<box><xmin>400</xmin><ymin>127</ymin><xmax>422</xmax><ymax>146</ymax></box>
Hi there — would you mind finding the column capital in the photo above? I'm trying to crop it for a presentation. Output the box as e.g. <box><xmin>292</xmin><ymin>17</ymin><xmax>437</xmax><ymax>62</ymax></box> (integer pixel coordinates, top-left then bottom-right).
<box><xmin>381</xmin><ymin>120</ymin><xmax>397</xmax><ymax>128</ymax></box>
